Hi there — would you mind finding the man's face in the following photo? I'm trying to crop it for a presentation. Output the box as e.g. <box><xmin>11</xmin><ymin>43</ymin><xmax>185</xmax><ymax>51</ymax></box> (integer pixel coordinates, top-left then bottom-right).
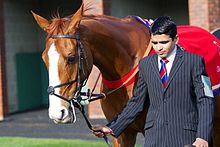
<box><xmin>151</xmin><ymin>34</ymin><xmax>177</xmax><ymax>58</ymax></box>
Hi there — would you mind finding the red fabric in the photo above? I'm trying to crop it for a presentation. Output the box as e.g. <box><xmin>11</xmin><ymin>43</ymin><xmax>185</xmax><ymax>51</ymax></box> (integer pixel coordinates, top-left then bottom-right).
<box><xmin>102</xmin><ymin>65</ymin><xmax>138</xmax><ymax>89</ymax></box>
<box><xmin>177</xmin><ymin>26</ymin><xmax>220</xmax><ymax>95</ymax></box>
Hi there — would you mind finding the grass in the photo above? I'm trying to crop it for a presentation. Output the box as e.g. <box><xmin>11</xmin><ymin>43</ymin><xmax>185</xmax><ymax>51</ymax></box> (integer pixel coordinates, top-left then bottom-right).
<box><xmin>0</xmin><ymin>137</ymin><xmax>107</xmax><ymax>147</ymax></box>
<box><xmin>0</xmin><ymin>137</ymin><xmax>142</xmax><ymax>147</ymax></box>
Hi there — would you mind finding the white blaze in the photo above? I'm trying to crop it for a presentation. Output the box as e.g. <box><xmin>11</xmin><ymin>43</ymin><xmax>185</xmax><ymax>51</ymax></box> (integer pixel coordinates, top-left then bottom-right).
<box><xmin>48</xmin><ymin>43</ymin><xmax>67</xmax><ymax>119</ymax></box>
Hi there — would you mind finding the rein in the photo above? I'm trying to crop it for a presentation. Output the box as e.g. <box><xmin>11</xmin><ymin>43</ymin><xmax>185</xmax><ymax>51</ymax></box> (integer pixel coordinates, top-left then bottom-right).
<box><xmin>48</xmin><ymin>30</ymin><xmax>112</xmax><ymax>147</ymax></box>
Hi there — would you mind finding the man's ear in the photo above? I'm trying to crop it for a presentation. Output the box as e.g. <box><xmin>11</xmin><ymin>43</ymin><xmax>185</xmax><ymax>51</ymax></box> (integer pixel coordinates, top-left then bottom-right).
<box><xmin>175</xmin><ymin>35</ymin><xmax>179</xmax><ymax>43</ymax></box>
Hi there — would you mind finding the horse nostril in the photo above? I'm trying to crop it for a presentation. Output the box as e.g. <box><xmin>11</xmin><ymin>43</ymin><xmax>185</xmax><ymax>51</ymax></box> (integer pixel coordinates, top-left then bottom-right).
<box><xmin>60</xmin><ymin>108</ymin><xmax>69</xmax><ymax>120</ymax></box>
<box><xmin>60</xmin><ymin>109</ymin><xmax>65</xmax><ymax>119</ymax></box>
<box><xmin>55</xmin><ymin>109</ymin><xmax>66</xmax><ymax>120</ymax></box>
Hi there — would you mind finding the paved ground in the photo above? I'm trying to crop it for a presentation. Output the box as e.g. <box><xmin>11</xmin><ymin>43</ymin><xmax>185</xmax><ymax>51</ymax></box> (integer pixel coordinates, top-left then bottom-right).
<box><xmin>0</xmin><ymin>108</ymin><xmax>144</xmax><ymax>146</ymax></box>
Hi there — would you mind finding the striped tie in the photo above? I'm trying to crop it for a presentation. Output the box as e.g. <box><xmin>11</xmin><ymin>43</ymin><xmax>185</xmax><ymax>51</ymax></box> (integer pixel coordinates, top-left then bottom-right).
<box><xmin>160</xmin><ymin>58</ymin><xmax>169</xmax><ymax>87</ymax></box>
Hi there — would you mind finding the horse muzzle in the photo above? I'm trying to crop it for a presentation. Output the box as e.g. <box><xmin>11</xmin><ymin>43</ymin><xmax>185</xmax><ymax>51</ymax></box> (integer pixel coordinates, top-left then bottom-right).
<box><xmin>49</xmin><ymin>106</ymin><xmax>76</xmax><ymax>124</ymax></box>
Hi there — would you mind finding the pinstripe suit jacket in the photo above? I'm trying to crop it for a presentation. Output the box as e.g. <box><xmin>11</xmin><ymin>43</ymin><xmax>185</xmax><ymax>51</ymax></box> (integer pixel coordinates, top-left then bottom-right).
<box><xmin>107</xmin><ymin>46</ymin><xmax>214</xmax><ymax>147</ymax></box>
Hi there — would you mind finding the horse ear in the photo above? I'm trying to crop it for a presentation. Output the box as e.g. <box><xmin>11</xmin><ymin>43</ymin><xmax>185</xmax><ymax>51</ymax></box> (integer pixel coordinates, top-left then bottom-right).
<box><xmin>31</xmin><ymin>11</ymin><xmax>50</xmax><ymax>33</ymax></box>
<box><xmin>65</xmin><ymin>4</ymin><xmax>84</xmax><ymax>34</ymax></box>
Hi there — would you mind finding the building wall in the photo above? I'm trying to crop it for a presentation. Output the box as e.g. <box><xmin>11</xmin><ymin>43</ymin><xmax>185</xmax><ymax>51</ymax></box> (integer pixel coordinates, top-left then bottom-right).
<box><xmin>0</xmin><ymin>0</ymin><xmax>7</xmax><ymax>120</ymax></box>
<box><xmin>110</xmin><ymin>0</ymin><xmax>189</xmax><ymax>25</ymax></box>
<box><xmin>4</xmin><ymin>0</ymin><xmax>41</xmax><ymax>112</ymax></box>
<box><xmin>83</xmin><ymin>0</ymin><xmax>103</xmax><ymax>15</ymax></box>
<box><xmin>189</xmin><ymin>0</ymin><xmax>220</xmax><ymax>31</ymax></box>
<box><xmin>208</xmin><ymin>0</ymin><xmax>220</xmax><ymax>30</ymax></box>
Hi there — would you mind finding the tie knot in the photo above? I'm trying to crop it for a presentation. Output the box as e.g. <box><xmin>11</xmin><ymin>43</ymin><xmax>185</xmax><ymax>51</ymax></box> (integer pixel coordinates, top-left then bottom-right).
<box><xmin>160</xmin><ymin>58</ymin><xmax>169</xmax><ymax>64</ymax></box>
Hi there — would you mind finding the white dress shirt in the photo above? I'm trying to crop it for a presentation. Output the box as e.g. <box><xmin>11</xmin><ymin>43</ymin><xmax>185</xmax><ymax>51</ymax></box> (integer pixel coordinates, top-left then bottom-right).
<box><xmin>158</xmin><ymin>45</ymin><xmax>177</xmax><ymax>76</ymax></box>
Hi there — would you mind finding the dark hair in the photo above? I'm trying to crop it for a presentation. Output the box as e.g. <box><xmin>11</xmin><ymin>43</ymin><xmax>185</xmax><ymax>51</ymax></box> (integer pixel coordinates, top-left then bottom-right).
<box><xmin>150</xmin><ymin>16</ymin><xmax>177</xmax><ymax>39</ymax></box>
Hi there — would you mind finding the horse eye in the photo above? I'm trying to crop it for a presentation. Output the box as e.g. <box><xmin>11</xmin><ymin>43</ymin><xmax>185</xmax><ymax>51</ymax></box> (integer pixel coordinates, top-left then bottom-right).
<box><xmin>67</xmin><ymin>56</ymin><xmax>77</xmax><ymax>64</ymax></box>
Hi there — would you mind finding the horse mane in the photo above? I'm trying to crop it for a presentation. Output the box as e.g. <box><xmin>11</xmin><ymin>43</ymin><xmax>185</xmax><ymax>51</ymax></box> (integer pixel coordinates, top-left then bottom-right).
<box><xmin>82</xmin><ymin>14</ymin><xmax>136</xmax><ymax>24</ymax></box>
<box><xmin>46</xmin><ymin>3</ymin><xmax>139</xmax><ymax>40</ymax></box>
<box><xmin>46</xmin><ymin>17</ymin><xmax>68</xmax><ymax>39</ymax></box>
<box><xmin>46</xmin><ymin>4</ymin><xmax>94</xmax><ymax>39</ymax></box>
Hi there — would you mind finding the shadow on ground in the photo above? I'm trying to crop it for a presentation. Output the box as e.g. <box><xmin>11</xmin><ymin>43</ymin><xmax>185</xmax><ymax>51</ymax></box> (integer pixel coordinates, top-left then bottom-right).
<box><xmin>0</xmin><ymin>108</ymin><xmax>144</xmax><ymax>145</ymax></box>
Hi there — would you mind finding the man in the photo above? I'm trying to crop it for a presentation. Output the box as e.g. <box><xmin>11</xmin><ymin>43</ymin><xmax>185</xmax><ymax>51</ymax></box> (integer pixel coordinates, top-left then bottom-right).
<box><xmin>92</xmin><ymin>16</ymin><xmax>214</xmax><ymax>147</ymax></box>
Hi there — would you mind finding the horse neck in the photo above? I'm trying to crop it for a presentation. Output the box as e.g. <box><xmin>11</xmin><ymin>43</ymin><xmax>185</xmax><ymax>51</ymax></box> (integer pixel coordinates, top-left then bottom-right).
<box><xmin>79</xmin><ymin>16</ymin><xmax>145</xmax><ymax>80</ymax></box>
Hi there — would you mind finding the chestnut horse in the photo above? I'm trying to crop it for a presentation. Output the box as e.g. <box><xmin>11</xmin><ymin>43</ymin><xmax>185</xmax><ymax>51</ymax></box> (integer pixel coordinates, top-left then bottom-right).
<box><xmin>32</xmin><ymin>4</ymin><xmax>220</xmax><ymax>147</ymax></box>
<box><xmin>32</xmin><ymin>4</ymin><xmax>150</xmax><ymax>147</ymax></box>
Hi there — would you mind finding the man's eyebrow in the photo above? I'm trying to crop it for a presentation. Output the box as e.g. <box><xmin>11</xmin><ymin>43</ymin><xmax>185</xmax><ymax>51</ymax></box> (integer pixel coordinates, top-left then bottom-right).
<box><xmin>159</xmin><ymin>40</ymin><xmax>169</xmax><ymax>44</ymax></box>
<box><xmin>151</xmin><ymin>40</ymin><xmax>170</xmax><ymax>44</ymax></box>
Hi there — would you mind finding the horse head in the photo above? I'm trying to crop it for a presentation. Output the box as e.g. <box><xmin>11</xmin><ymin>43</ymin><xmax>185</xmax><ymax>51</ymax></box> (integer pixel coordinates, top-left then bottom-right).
<box><xmin>31</xmin><ymin>4</ymin><xmax>93</xmax><ymax>124</ymax></box>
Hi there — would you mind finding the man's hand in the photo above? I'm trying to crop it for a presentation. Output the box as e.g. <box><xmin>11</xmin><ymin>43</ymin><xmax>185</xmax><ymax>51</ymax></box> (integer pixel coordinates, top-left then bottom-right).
<box><xmin>92</xmin><ymin>124</ymin><xmax>113</xmax><ymax>138</ymax></box>
<box><xmin>192</xmin><ymin>138</ymin><xmax>208</xmax><ymax>147</ymax></box>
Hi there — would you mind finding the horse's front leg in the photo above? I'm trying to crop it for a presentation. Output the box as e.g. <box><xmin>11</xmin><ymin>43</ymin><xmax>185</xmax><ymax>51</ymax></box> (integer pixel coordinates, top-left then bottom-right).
<box><xmin>114</xmin><ymin>129</ymin><xmax>138</xmax><ymax>147</ymax></box>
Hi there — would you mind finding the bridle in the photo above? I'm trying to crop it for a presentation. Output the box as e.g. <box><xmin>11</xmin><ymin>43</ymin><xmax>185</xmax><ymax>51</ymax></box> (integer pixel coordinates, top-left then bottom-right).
<box><xmin>47</xmin><ymin>29</ymin><xmax>107</xmax><ymax>103</ymax></box>
<box><xmin>47</xmin><ymin>29</ymin><xmax>112</xmax><ymax>147</ymax></box>
<box><xmin>48</xmin><ymin>30</ymin><xmax>87</xmax><ymax>101</ymax></box>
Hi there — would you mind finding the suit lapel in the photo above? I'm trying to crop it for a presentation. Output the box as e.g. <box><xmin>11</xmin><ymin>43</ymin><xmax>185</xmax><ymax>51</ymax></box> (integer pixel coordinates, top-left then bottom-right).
<box><xmin>164</xmin><ymin>46</ymin><xmax>184</xmax><ymax>91</ymax></box>
<box><xmin>150</xmin><ymin>54</ymin><xmax>162</xmax><ymax>82</ymax></box>
<box><xmin>150</xmin><ymin>54</ymin><xmax>164</xmax><ymax>91</ymax></box>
